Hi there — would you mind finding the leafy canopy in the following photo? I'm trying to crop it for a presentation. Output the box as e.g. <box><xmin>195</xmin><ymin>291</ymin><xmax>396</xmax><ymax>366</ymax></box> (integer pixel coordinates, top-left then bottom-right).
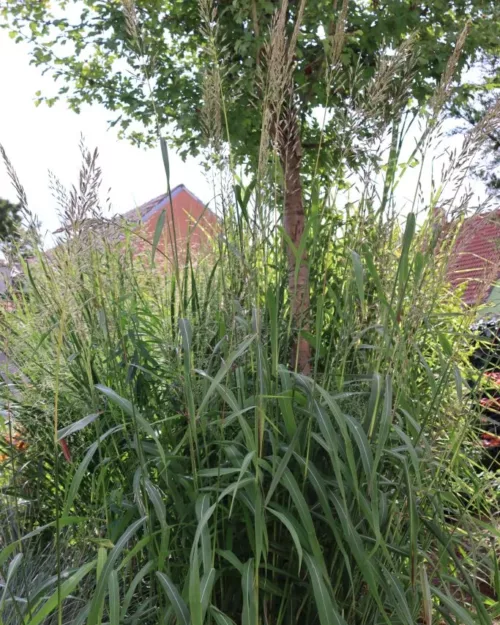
<box><xmin>0</xmin><ymin>197</ymin><xmax>21</xmax><ymax>244</ymax></box>
<box><xmin>2</xmin><ymin>0</ymin><xmax>499</xmax><ymax>172</ymax></box>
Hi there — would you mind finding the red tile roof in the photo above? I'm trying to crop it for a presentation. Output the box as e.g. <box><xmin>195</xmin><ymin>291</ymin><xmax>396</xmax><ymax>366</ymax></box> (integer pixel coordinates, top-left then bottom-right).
<box><xmin>447</xmin><ymin>210</ymin><xmax>500</xmax><ymax>305</ymax></box>
<box><xmin>121</xmin><ymin>193</ymin><xmax>167</xmax><ymax>223</ymax></box>
<box><xmin>121</xmin><ymin>184</ymin><xmax>211</xmax><ymax>223</ymax></box>
<box><xmin>120</xmin><ymin>184</ymin><xmax>217</xmax><ymax>261</ymax></box>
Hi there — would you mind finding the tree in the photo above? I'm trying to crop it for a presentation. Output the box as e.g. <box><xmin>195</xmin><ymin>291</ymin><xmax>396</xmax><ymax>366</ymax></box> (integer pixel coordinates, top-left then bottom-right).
<box><xmin>3</xmin><ymin>0</ymin><xmax>499</xmax><ymax>370</ymax></box>
<box><xmin>0</xmin><ymin>198</ymin><xmax>21</xmax><ymax>248</ymax></box>
<box><xmin>0</xmin><ymin>198</ymin><xmax>38</xmax><ymax>263</ymax></box>
<box><xmin>452</xmin><ymin>56</ymin><xmax>500</xmax><ymax>195</ymax></box>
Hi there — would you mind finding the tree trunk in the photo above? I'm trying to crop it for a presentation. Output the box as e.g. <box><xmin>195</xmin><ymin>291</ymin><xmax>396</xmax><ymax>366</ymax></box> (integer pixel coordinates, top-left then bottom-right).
<box><xmin>279</xmin><ymin>108</ymin><xmax>311</xmax><ymax>375</ymax></box>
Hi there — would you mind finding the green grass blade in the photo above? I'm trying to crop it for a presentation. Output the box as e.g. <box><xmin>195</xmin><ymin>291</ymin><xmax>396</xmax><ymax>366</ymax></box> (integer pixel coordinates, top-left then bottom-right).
<box><xmin>196</xmin><ymin>494</ymin><xmax>212</xmax><ymax>574</ymax></box>
<box><xmin>121</xmin><ymin>561</ymin><xmax>155</xmax><ymax>620</ymax></box>
<box><xmin>217</xmin><ymin>550</ymin><xmax>243</xmax><ymax>574</ymax></box>
<box><xmin>25</xmin><ymin>561</ymin><xmax>96</xmax><ymax>625</ymax></box>
<box><xmin>267</xmin><ymin>506</ymin><xmax>303</xmax><ymax>572</ymax></box>
<box><xmin>64</xmin><ymin>425</ymin><xmax>125</xmax><ymax>515</ymax></box>
<box><xmin>200</xmin><ymin>568</ymin><xmax>216</xmax><ymax>618</ymax></box>
<box><xmin>229</xmin><ymin>451</ymin><xmax>255</xmax><ymax>517</ymax></box>
<box><xmin>151</xmin><ymin>209</ymin><xmax>166</xmax><ymax>263</ymax></box>
<box><xmin>145</xmin><ymin>479</ymin><xmax>168</xmax><ymax>532</ymax></box>
<box><xmin>344</xmin><ymin>413</ymin><xmax>373</xmax><ymax>481</ymax></box>
<box><xmin>380</xmin><ymin>565</ymin><xmax>414</xmax><ymax>625</ymax></box>
<box><xmin>265</xmin><ymin>423</ymin><xmax>303</xmax><ymax>506</ymax></box>
<box><xmin>0</xmin><ymin>553</ymin><xmax>22</xmax><ymax>613</ymax></box>
<box><xmin>87</xmin><ymin>517</ymin><xmax>146</xmax><ymax>625</ymax></box>
<box><xmin>281</xmin><ymin>468</ymin><xmax>325</xmax><ymax>575</ymax></box>
<box><xmin>108</xmin><ymin>569</ymin><xmax>120</xmax><ymax>625</ymax></box>
<box><xmin>57</xmin><ymin>413</ymin><xmax>100</xmax><ymax>440</ymax></box>
<box><xmin>156</xmin><ymin>572</ymin><xmax>190</xmax><ymax>625</ymax></box>
<box><xmin>350</xmin><ymin>250</ymin><xmax>365</xmax><ymax>317</ymax></box>
<box><xmin>195</xmin><ymin>369</ymin><xmax>241</xmax><ymax>414</ymax></box>
<box><xmin>241</xmin><ymin>559</ymin><xmax>256</xmax><ymax>625</ymax></box>
<box><xmin>365</xmin><ymin>373</ymin><xmax>382</xmax><ymax>438</ymax></box>
<box><xmin>419</xmin><ymin>565</ymin><xmax>432</xmax><ymax>625</ymax></box>
<box><xmin>398</xmin><ymin>212</ymin><xmax>416</xmax><ymax>291</ymax></box>
<box><xmin>95</xmin><ymin>385</ymin><xmax>134</xmax><ymax>417</ymax></box>
<box><xmin>210</xmin><ymin>606</ymin><xmax>237</xmax><ymax>625</ymax></box>
<box><xmin>189</xmin><ymin>549</ymin><xmax>202</xmax><ymax>625</ymax></box>
<box><xmin>432</xmin><ymin>588</ymin><xmax>481</xmax><ymax>625</ymax></box>
<box><xmin>197</xmin><ymin>334</ymin><xmax>256</xmax><ymax>416</ymax></box>
<box><xmin>303</xmin><ymin>553</ymin><xmax>347</xmax><ymax>625</ymax></box>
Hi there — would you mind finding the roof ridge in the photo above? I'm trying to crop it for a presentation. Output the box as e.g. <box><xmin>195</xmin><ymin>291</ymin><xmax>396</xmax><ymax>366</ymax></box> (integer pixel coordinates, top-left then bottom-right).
<box><xmin>464</xmin><ymin>207</ymin><xmax>500</xmax><ymax>222</ymax></box>
<box><xmin>121</xmin><ymin>184</ymin><xmax>216</xmax><ymax>224</ymax></box>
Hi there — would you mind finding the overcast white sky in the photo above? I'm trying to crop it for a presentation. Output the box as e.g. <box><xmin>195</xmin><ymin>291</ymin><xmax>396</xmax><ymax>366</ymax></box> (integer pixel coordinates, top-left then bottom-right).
<box><xmin>0</xmin><ymin>30</ymin><xmax>212</xmax><ymax>242</ymax></box>
<box><xmin>0</xmin><ymin>29</ymin><xmax>489</xmax><ymax>245</ymax></box>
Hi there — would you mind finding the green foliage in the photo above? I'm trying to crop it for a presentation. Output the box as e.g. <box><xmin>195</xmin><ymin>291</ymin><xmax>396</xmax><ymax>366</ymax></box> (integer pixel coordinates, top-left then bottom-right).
<box><xmin>0</xmin><ymin>198</ymin><xmax>21</xmax><ymax>245</ymax></box>
<box><xmin>2</xmin><ymin>0</ymin><xmax>499</xmax><ymax>175</ymax></box>
<box><xmin>0</xmin><ymin>133</ymin><xmax>496</xmax><ymax>625</ymax></box>
<box><xmin>1</xmin><ymin>8</ymin><xmax>499</xmax><ymax>622</ymax></box>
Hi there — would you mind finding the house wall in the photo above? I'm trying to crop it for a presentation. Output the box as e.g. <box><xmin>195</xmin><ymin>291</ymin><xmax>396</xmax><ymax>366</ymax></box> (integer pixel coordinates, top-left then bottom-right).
<box><xmin>132</xmin><ymin>188</ymin><xmax>217</xmax><ymax>262</ymax></box>
<box><xmin>446</xmin><ymin>210</ymin><xmax>500</xmax><ymax>307</ymax></box>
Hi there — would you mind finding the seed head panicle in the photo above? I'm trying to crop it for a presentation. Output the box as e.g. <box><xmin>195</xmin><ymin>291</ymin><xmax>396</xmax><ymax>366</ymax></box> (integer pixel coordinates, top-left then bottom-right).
<box><xmin>122</xmin><ymin>0</ymin><xmax>139</xmax><ymax>40</ymax></box>
<box><xmin>430</xmin><ymin>22</ymin><xmax>470</xmax><ymax>118</ymax></box>
<box><xmin>258</xmin><ymin>0</ymin><xmax>306</xmax><ymax>175</ymax></box>
<box><xmin>330</xmin><ymin>0</ymin><xmax>349</xmax><ymax>68</ymax></box>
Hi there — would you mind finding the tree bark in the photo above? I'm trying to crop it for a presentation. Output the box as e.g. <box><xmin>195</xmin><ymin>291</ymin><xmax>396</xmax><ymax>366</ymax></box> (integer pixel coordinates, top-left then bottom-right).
<box><xmin>279</xmin><ymin>107</ymin><xmax>311</xmax><ymax>375</ymax></box>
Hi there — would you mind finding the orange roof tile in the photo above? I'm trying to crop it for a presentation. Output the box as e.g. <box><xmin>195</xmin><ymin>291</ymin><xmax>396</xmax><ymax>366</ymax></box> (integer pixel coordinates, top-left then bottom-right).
<box><xmin>447</xmin><ymin>210</ymin><xmax>500</xmax><ymax>305</ymax></box>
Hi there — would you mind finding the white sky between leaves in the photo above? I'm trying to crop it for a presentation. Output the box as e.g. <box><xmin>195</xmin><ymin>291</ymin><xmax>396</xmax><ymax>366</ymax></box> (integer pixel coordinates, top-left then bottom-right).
<box><xmin>0</xmin><ymin>29</ymin><xmax>489</xmax><ymax>247</ymax></box>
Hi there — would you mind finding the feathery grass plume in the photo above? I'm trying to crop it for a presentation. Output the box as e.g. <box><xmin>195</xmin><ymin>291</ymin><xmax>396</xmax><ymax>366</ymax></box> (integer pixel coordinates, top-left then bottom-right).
<box><xmin>52</xmin><ymin>140</ymin><xmax>104</xmax><ymax>245</ymax></box>
<box><xmin>369</xmin><ymin>27</ymin><xmax>473</xmax><ymax>224</ymax></box>
<box><xmin>199</xmin><ymin>0</ymin><xmax>231</xmax><ymax>150</ymax></box>
<box><xmin>0</xmin><ymin>144</ymin><xmax>28</xmax><ymax>215</ymax></box>
<box><xmin>310</xmin><ymin>0</ymin><xmax>351</xmax><ymax>176</ymax></box>
<box><xmin>199</xmin><ymin>0</ymin><xmax>224</xmax><ymax>155</ymax></box>
<box><xmin>257</xmin><ymin>0</ymin><xmax>291</xmax><ymax>176</ymax></box>
<box><xmin>201</xmin><ymin>68</ymin><xmax>223</xmax><ymax>152</ymax></box>
<box><xmin>198</xmin><ymin>0</ymin><xmax>245</xmax><ymax>271</ymax></box>
<box><xmin>430</xmin><ymin>97</ymin><xmax>500</xmax><ymax>224</ymax></box>
<box><xmin>121</xmin><ymin>0</ymin><xmax>139</xmax><ymax>42</ymax></box>
<box><xmin>199</xmin><ymin>0</ymin><xmax>221</xmax><ymax>57</ymax></box>
<box><xmin>364</xmin><ymin>36</ymin><xmax>417</xmax><ymax>123</ymax></box>
<box><xmin>121</xmin><ymin>0</ymin><xmax>161</xmax><ymax>141</ymax></box>
<box><xmin>286</xmin><ymin>0</ymin><xmax>306</xmax><ymax>74</ymax></box>
<box><xmin>0</xmin><ymin>142</ymin><xmax>41</xmax><ymax>251</ymax></box>
<box><xmin>329</xmin><ymin>0</ymin><xmax>349</xmax><ymax>68</ymax></box>
<box><xmin>397</xmin><ymin>27</ymin><xmax>472</xmax><ymax>207</ymax></box>
<box><xmin>49</xmin><ymin>170</ymin><xmax>70</xmax><ymax>219</ymax></box>
<box><xmin>467</xmin><ymin>96</ymin><xmax>500</xmax><ymax>155</ymax></box>
<box><xmin>430</xmin><ymin>22</ymin><xmax>470</xmax><ymax>118</ymax></box>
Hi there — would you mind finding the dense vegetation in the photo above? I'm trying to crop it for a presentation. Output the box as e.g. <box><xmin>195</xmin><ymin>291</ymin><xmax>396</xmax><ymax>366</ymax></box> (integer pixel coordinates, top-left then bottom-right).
<box><xmin>1</xmin><ymin>1</ymin><xmax>500</xmax><ymax>624</ymax></box>
<box><xmin>0</xmin><ymin>134</ymin><xmax>498</xmax><ymax>623</ymax></box>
